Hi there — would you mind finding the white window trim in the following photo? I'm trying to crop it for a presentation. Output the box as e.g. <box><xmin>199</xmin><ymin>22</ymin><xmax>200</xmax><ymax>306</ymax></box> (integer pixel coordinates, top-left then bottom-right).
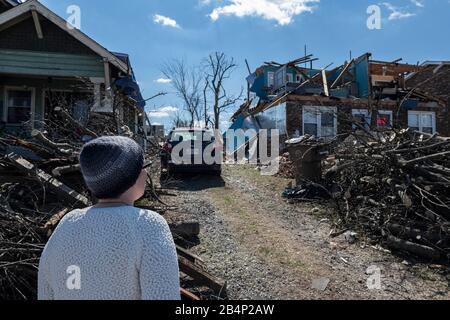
<box><xmin>377</xmin><ymin>110</ymin><xmax>393</xmax><ymax>128</ymax></box>
<box><xmin>286</xmin><ymin>73</ymin><xmax>293</xmax><ymax>83</ymax></box>
<box><xmin>352</xmin><ymin>109</ymin><xmax>371</xmax><ymax>129</ymax></box>
<box><xmin>302</xmin><ymin>106</ymin><xmax>338</xmax><ymax>138</ymax></box>
<box><xmin>3</xmin><ymin>86</ymin><xmax>36</xmax><ymax>128</ymax></box>
<box><xmin>267</xmin><ymin>71</ymin><xmax>275</xmax><ymax>87</ymax></box>
<box><xmin>408</xmin><ymin>111</ymin><xmax>436</xmax><ymax>134</ymax></box>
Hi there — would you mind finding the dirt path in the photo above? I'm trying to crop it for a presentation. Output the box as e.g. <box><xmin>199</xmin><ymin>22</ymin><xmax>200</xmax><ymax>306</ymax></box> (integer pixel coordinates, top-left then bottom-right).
<box><xmin>162</xmin><ymin>165</ymin><xmax>449</xmax><ymax>300</ymax></box>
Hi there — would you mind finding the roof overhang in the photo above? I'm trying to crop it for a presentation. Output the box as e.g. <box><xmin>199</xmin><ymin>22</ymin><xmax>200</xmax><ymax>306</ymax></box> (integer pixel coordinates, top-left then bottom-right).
<box><xmin>0</xmin><ymin>0</ymin><xmax>130</xmax><ymax>74</ymax></box>
<box><xmin>405</xmin><ymin>61</ymin><xmax>450</xmax><ymax>81</ymax></box>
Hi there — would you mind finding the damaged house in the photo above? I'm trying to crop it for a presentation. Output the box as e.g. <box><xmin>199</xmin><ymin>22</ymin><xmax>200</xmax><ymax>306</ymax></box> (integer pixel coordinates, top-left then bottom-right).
<box><xmin>230</xmin><ymin>53</ymin><xmax>448</xmax><ymax>151</ymax></box>
<box><xmin>0</xmin><ymin>0</ymin><xmax>147</xmax><ymax>143</ymax></box>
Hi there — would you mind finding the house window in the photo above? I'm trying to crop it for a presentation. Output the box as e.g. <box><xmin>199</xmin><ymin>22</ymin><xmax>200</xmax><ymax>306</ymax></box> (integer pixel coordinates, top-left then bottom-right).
<box><xmin>295</xmin><ymin>74</ymin><xmax>302</xmax><ymax>83</ymax></box>
<box><xmin>377</xmin><ymin>110</ymin><xmax>393</xmax><ymax>129</ymax></box>
<box><xmin>352</xmin><ymin>109</ymin><xmax>371</xmax><ymax>130</ymax></box>
<box><xmin>408</xmin><ymin>111</ymin><xmax>436</xmax><ymax>134</ymax></box>
<box><xmin>44</xmin><ymin>90</ymin><xmax>91</xmax><ymax>124</ymax></box>
<box><xmin>286</xmin><ymin>73</ymin><xmax>293</xmax><ymax>83</ymax></box>
<box><xmin>5</xmin><ymin>88</ymin><xmax>34</xmax><ymax>124</ymax></box>
<box><xmin>267</xmin><ymin>72</ymin><xmax>275</xmax><ymax>87</ymax></box>
<box><xmin>303</xmin><ymin>106</ymin><xmax>337</xmax><ymax>138</ymax></box>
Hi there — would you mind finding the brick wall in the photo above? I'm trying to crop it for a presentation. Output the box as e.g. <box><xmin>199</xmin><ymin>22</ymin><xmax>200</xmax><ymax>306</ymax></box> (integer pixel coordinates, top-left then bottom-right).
<box><xmin>0</xmin><ymin>14</ymin><xmax>96</xmax><ymax>55</ymax></box>
<box><xmin>406</xmin><ymin>65</ymin><xmax>450</xmax><ymax>136</ymax></box>
<box><xmin>285</xmin><ymin>96</ymin><xmax>449</xmax><ymax>137</ymax></box>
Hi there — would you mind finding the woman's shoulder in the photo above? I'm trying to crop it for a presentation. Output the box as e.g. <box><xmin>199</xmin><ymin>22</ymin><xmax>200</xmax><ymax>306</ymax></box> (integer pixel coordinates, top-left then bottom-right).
<box><xmin>135</xmin><ymin>208</ymin><xmax>170</xmax><ymax>234</ymax></box>
<box><xmin>137</xmin><ymin>208</ymin><xmax>167</xmax><ymax>225</ymax></box>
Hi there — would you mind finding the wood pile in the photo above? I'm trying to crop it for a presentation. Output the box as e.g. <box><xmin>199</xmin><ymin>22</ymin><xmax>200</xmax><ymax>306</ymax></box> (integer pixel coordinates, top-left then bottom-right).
<box><xmin>325</xmin><ymin>129</ymin><xmax>450</xmax><ymax>262</ymax></box>
<box><xmin>0</xmin><ymin>109</ymin><xmax>226</xmax><ymax>300</ymax></box>
<box><xmin>277</xmin><ymin>152</ymin><xmax>295</xmax><ymax>179</ymax></box>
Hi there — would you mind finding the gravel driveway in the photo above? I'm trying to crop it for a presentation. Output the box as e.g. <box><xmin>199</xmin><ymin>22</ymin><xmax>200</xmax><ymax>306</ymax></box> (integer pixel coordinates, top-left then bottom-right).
<box><xmin>162</xmin><ymin>165</ymin><xmax>449</xmax><ymax>300</ymax></box>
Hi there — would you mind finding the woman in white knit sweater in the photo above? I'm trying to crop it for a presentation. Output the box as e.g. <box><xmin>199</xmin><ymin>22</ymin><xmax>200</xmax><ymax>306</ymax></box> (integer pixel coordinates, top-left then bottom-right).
<box><xmin>38</xmin><ymin>136</ymin><xmax>181</xmax><ymax>300</ymax></box>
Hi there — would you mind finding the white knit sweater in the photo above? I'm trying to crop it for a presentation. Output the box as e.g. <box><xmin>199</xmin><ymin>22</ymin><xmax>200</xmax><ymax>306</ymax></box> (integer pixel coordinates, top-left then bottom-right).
<box><xmin>38</xmin><ymin>206</ymin><xmax>180</xmax><ymax>300</ymax></box>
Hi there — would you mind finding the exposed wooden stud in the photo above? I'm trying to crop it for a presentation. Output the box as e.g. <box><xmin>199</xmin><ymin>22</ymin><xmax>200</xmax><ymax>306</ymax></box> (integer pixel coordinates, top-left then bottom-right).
<box><xmin>180</xmin><ymin>288</ymin><xmax>200</xmax><ymax>301</ymax></box>
<box><xmin>330</xmin><ymin>59</ymin><xmax>354</xmax><ymax>89</ymax></box>
<box><xmin>178</xmin><ymin>256</ymin><xmax>227</xmax><ymax>297</ymax></box>
<box><xmin>6</xmin><ymin>152</ymin><xmax>90</xmax><ymax>207</ymax></box>
<box><xmin>322</xmin><ymin>69</ymin><xmax>329</xmax><ymax>97</ymax></box>
<box><xmin>31</xmin><ymin>7</ymin><xmax>43</xmax><ymax>39</ymax></box>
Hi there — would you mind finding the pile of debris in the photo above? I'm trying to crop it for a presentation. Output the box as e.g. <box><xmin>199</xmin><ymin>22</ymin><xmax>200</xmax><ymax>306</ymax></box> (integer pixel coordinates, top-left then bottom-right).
<box><xmin>0</xmin><ymin>109</ymin><xmax>226</xmax><ymax>300</ymax></box>
<box><xmin>277</xmin><ymin>152</ymin><xmax>294</xmax><ymax>179</ymax></box>
<box><xmin>324</xmin><ymin>129</ymin><xmax>450</xmax><ymax>262</ymax></box>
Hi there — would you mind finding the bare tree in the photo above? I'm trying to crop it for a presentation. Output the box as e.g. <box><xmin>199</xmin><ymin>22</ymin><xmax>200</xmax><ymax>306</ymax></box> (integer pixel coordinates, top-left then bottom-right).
<box><xmin>162</xmin><ymin>59</ymin><xmax>203</xmax><ymax>127</ymax></box>
<box><xmin>204</xmin><ymin>52</ymin><xmax>243</xmax><ymax>129</ymax></box>
<box><xmin>171</xmin><ymin>110</ymin><xmax>190</xmax><ymax>128</ymax></box>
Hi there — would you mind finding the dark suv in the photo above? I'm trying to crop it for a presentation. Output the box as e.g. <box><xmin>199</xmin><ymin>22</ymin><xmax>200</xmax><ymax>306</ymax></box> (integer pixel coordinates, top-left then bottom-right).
<box><xmin>160</xmin><ymin>128</ymin><xmax>222</xmax><ymax>176</ymax></box>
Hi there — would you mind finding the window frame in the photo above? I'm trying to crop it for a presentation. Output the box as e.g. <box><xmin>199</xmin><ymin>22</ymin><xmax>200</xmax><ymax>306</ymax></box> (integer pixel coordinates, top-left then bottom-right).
<box><xmin>376</xmin><ymin>110</ymin><xmax>393</xmax><ymax>129</ymax></box>
<box><xmin>3</xmin><ymin>86</ymin><xmax>36</xmax><ymax>127</ymax></box>
<box><xmin>408</xmin><ymin>111</ymin><xmax>436</xmax><ymax>134</ymax></box>
<box><xmin>286</xmin><ymin>73</ymin><xmax>294</xmax><ymax>83</ymax></box>
<box><xmin>302</xmin><ymin>106</ymin><xmax>337</xmax><ymax>138</ymax></box>
<box><xmin>267</xmin><ymin>71</ymin><xmax>275</xmax><ymax>87</ymax></box>
<box><xmin>352</xmin><ymin>109</ymin><xmax>371</xmax><ymax>130</ymax></box>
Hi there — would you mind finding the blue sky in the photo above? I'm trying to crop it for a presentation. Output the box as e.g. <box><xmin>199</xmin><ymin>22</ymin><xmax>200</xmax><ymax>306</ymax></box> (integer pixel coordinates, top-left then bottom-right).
<box><xmin>39</xmin><ymin>0</ymin><xmax>450</xmax><ymax>130</ymax></box>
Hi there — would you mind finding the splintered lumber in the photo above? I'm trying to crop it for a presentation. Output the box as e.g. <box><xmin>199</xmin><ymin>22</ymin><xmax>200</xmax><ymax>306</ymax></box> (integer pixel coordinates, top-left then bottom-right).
<box><xmin>52</xmin><ymin>164</ymin><xmax>81</xmax><ymax>177</ymax></box>
<box><xmin>6</xmin><ymin>153</ymin><xmax>89</xmax><ymax>207</ymax></box>
<box><xmin>54</xmin><ymin>107</ymin><xmax>98</xmax><ymax>138</ymax></box>
<box><xmin>31</xmin><ymin>129</ymin><xmax>73</xmax><ymax>154</ymax></box>
<box><xmin>39</xmin><ymin>208</ymin><xmax>70</xmax><ymax>236</ymax></box>
<box><xmin>321</xmin><ymin>129</ymin><xmax>450</xmax><ymax>261</ymax></box>
<box><xmin>180</xmin><ymin>288</ymin><xmax>201</xmax><ymax>301</ymax></box>
<box><xmin>178</xmin><ymin>256</ymin><xmax>227</xmax><ymax>297</ymax></box>
<box><xmin>386</xmin><ymin>235</ymin><xmax>441</xmax><ymax>261</ymax></box>
<box><xmin>176</xmin><ymin>245</ymin><xmax>205</xmax><ymax>267</ymax></box>
<box><xmin>330</xmin><ymin>59</ymin><xmax>354</xmax><ymax>89</ymax></box>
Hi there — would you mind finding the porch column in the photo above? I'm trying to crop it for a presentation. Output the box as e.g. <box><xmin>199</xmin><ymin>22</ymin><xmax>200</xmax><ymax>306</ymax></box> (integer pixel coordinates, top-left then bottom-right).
<box><xmin>103</xmin><ymin>58</ymin><xmax>114</xmax><ymax>112</ymax></box>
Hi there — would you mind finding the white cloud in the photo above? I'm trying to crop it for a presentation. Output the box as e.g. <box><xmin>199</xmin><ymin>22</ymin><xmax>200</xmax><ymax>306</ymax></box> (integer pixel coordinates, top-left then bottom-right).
<box><xmin>159</xmin><ymin>106</ymin><xmax>179</xmax><ymax>113</ymax></box>
<box><xmin>209</xmin><ymin>0</ymin><xmax>319</xmax><ymax>26</ymax></box>
<box><xmin>147</xmin><ymin>106</ymin><xmax>179</xmax><ymax>118</ymax></box>
<box><xmin>382</xmin><ymin>2</ymin><xmax>416</xmax><ymax>20</ymax></box>
<box><xmin>154</xmin><ymin>78</ymin><xmax>172</xmax><ymax>84</ymax></box>
<box><xmin>153</xmin><ymin>14</ymin><xmax>181</xmax><ymax>29</ymax></box>
<box><xmin>410</xmin><ymin>0</ymin><xmax>424</xmax><ymax>7</ymax></box>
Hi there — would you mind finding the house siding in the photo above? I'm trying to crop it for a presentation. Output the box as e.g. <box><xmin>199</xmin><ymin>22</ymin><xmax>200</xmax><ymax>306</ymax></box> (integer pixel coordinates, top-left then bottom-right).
<box><xmin>0</xmin><ymin>14</ymin><xmax>96</xmax><ymax>55</ymax></box>
<box><xmin>0</xmin><ymin>49</ymin><xmax>105</xmax><ymax>78</ymax></box>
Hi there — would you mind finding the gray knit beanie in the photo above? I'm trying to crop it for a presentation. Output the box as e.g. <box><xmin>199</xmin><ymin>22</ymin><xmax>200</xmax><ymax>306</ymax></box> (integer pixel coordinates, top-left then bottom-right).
<box><xmin>79</xmin><ymin>136</ymin><xmax>144</xmax><ymax>199</ymax></box>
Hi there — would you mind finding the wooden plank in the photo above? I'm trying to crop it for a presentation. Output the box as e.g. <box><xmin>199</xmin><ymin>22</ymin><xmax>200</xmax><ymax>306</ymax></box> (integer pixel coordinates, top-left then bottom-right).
<box><xmin>176</xmin><ymin>245</ymin><xmax>204</xmax><ymax>267</ymax></box>
<box><xmin>330</xmin><ymin>59</ymin><xmax>354</xmax><ymax>89</ymax></box>
<box><xmin>180</xmin><ymin>288</ymin><xmax>201</xmax><ymax>301</ymax></box>
<box><xmin>178</xmin><ymin>256</ymin><xmax>226</xmax><ymax>297</ymax></box>
<box><xmin>322</xmin><ymin>69</ymin><xmax>329</xmax><ymax>97</ymax></box>
<box><xmin>6</xmin><ymin>152</ymin><xmax>89</xmax><ymax>207</ymax></box>
<box><xmin>31</xmin><ymin>8</ymin><xmax>43</xmax><ymax>39</ymax></box>
<box><xmin>0</xmin><ymin>49</ymin><xmax>103</xmax><ymax>63</ymax></box>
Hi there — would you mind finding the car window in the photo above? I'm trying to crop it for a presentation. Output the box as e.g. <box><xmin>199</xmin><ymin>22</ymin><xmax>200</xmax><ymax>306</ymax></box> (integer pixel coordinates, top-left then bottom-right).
<box><xmin>170</xmin><ymin>131</ymin><xmax>215</xmax><ymax>142</ymax></box>
<box><xmin>171</xmin><ymin>131</ymin><xmax>202</xmax><ymax>142</ymax></box>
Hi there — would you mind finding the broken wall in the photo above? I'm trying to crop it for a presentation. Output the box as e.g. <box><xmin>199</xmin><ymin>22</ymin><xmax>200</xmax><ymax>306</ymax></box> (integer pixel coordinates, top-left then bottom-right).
<box><xmin>284</xmin><ymin>96</ymin><xmax>449</xmax><ymax>137</ymax></box>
